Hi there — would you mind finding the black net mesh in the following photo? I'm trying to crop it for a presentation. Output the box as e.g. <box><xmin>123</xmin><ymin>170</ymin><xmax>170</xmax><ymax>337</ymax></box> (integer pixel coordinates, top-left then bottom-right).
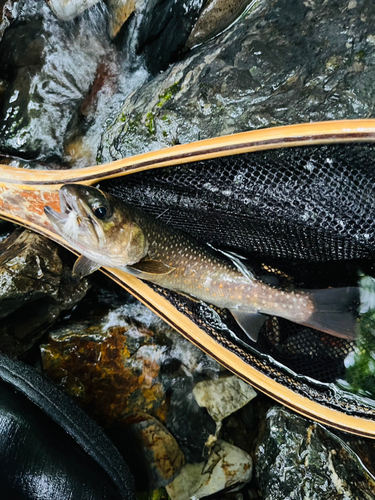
<box><xmin>101</xmin><ymin>143</ymin><xmax>375</xmax><ymax>417</ymax></box>
<box><xmin>103</xmin><ymin>143</ymin><xmax>375</xmax><ymax>262</ymax></box>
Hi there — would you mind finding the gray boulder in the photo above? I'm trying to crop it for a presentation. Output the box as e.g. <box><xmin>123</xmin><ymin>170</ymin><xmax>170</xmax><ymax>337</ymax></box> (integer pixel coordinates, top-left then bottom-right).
<box><xmin>256</xmin><ymin>406</ymin><xmax>375</xmax><ymax>500</ymax></box>
<box><xmin>99</xmin><ymin>0</ymin><xmax>375</xmax><ymax>162</ymax></box>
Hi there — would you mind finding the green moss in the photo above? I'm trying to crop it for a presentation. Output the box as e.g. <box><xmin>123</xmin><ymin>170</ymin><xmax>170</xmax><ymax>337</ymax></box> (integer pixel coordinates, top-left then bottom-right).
<box><xmin>157</xmin><ymin>81</ymin><xmax>181</xmax><ymax>108</ymax></box>
<box><xmin>325</xmin><ymin>55</ymin><xmax>342</xmax><ymax>72</ymax></box>
<box><xmin>120</xmin><ymin>113</ymin><xmax>127</xmax><ymax>123</ymax></box>
<box><xmin>145</xmin><ymin>112</ymin><xmax>156</xmax><ymax>135</ymax></box>
<box><xmin>127</xmin><ymin>113</ymin><xmax>142</xmax><ymax>133</ymax></box>
<box><xmin>355</xmin><ymin>49</ymin><xmax>366</xmax><ymax>62</ymax></box>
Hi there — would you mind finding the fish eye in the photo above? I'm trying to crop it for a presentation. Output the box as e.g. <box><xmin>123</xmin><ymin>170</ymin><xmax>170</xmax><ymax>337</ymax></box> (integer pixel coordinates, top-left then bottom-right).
<box><xmin>92</xmin><ymin>205</ymin><xmax>108</xmax><ymax>219</ymax></box>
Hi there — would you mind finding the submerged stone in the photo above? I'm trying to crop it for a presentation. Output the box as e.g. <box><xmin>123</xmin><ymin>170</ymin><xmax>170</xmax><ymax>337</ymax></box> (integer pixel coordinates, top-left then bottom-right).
<box><xmin>99</xmin><ymin>0</ymin><xmax>375</xmax><ymax>161</ymax></box>
<box><xmin>0</xmin><ymin>229</ymin><xmax>89</xmax><ymax>357</ymax></box>
<box><xmin>256</xmin><ymin>406</ymin><xmax>375</xmax><ymax>500</ymax></box>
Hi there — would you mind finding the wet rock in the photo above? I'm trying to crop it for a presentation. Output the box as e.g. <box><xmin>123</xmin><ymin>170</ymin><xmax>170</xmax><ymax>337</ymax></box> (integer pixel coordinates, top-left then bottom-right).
<box><xmin>110</xmin><ymin>412</ymin><xmax>185</xmax><ymax>489</ymax></box>
<box><xmin>193</xmin><ymin>375</ymin><xmax>257</xmax><ymax>451</ymax></box>
<box><xmin>164</xmin><ymin>372</ymin><xmax>219</xmax><ymax>464</ymax></box>
<box><xmin>119</xmin><ymin>0</ymin><xmax>204</xmax><ymax>74</ymax></box>
<box><xmin>40</xmin><ymin>298</ymin><xmax>219</xmax><ymax>460</ymax></box>
<box><xmin>99</xmin><ymin>0</ymin><xmax>375</xmax><ymax>161</ymax></box>
<box><xmin>166</xmin><ymin>440</ymin><xmax>252</xmax><ymax>500</ymax></box>
<box><xmin>193</xmin><ymin>375</ymin><xmax>257</xmax><ymax>423</ymax></box>
<box><xmin>46</xmin><ymin>0</ymin><xmax>102</xmax><ymax>21</ymax></box>
<box><xmin>0</xmin><ymin>229</ymin><xmax>89</xmax><ymax>357</ymax></box>
<box><xmin>185</xmin><ymin>0</ymin><xmax>251</xmax><ymax>49</ymax></box>
<box><xmin>78</xmin><ymin>52</ymin><xmax>119</xmax><ymax>121</ymax></box>
<box><xmin>0</xmin><ymin>0</ymin><xmax>112</xmax><ymax>160</ymax></box>
<box><xmin>106</xmin><ymin>0</ymin><xmax>137</xmax><ymax>39</ymax></box>
<box><xmin>63</xmin><ymin>54</ymin><xmax>120</xmax><ymax>167</ymax></box>
<box><xmin>256</xmin><ymin>406</ymin><xmax>375</xmax><ymax>500</ymax></box>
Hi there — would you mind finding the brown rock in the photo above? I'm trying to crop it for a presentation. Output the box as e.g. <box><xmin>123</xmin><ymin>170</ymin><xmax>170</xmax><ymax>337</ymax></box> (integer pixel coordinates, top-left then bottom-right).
<box><xmin>117</xmin><ymin>413</ymin><xmax>185</xmax><ymax>488</ymax></box>
<box><xmin>106</xmin><ymin>0</ymin><xmax>137</xmax><ymax>39</ymax></box>
<box><xmin>40</xmin><ymin>315</ymin><xmax>169</xmax><ymax>424</ymax></box>
<box><xmin>186</xmin><ymin>0</ymin><xmax>251</xmax><ymax>48</ymax></box>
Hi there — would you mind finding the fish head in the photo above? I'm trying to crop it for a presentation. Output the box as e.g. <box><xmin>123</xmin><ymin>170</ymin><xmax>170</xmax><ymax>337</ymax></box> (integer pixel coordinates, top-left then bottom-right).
<box><xmin>44</xmin><ymin>184</ymin><xmax>148</xmax><ymax>268</ymax></box>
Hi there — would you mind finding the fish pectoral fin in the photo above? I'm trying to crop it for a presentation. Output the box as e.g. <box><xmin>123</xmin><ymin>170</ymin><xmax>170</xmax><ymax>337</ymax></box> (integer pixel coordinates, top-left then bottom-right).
<box><xmin>128</xmin><ymin>259</ymin><xmax>176</xmax><ymax>275</ymax></box>
<box><xmin>230</xmin><ymin>310</ymin><xmax>268</xmax><ymax>343</ymax></box>
<box><xmin>73</xmin><ymin>255</ymin><xmax>101</xmax><ymax>278</ymax></box>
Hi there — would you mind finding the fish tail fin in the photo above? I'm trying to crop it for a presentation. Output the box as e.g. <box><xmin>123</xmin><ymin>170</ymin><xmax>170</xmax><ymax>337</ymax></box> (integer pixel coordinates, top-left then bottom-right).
<box><xmin>302</xmin><ymin>287</ymin><xmax>359</xmax><ymax>340</ymax></box>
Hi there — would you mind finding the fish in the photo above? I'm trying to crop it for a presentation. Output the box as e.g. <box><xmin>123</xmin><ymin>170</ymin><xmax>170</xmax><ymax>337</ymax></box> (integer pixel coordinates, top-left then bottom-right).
<box><xmin>44</xmin><ymin>184</ymin><xmax>359</xmax><ymax>342</ymax></box>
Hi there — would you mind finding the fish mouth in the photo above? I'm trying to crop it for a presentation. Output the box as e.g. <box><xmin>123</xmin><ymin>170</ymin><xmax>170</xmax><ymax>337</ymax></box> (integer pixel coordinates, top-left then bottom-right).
<box><xmin>44</xmin><ymin>185</ymin><xmax>102</xmax><ymax>247</ymax></box>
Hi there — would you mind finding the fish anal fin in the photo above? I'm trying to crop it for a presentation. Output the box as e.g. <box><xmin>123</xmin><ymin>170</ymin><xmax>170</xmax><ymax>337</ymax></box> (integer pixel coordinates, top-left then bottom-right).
<box><xmin>129</xmin><ymin>259</ymin><xmax>176</xmax><ymax>275</ymax></box>
<box><xmin>73</xmin><ymin>255</ymin><xmax>101</xmax><ymax>278</ymax></box>
<box><xmin>230</xmin><ymin>310</ymin><xmax>268</xmax><ymax>342</ymax></box>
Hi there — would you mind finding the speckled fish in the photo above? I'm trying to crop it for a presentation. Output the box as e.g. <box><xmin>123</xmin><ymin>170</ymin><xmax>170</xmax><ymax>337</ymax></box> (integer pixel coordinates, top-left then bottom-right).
<box><xmin>44</xmin><ymin>184</ymin><xmax>358</xmax><ymax>341</ymax></box>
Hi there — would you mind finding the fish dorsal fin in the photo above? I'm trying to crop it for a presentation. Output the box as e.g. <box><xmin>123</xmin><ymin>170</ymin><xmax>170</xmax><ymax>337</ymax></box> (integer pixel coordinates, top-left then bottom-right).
<box><xmin>128</xmin><ymin>259</ymin><xmax>176</xmax><ymax>275</ymax></box>
<box><xmin>210</xmin><ymin>246</ymin><xmax>255</xmax><ymax>283</ymax></box>
<box><xmin>73</xmin><ymin>255</ymin><xmax>101</xmax><ymax>278</ymax></box>
<box><xmin>230</xmin><ymin>310</ymin><xmax>268</xmax><ymax>342</ymax></box>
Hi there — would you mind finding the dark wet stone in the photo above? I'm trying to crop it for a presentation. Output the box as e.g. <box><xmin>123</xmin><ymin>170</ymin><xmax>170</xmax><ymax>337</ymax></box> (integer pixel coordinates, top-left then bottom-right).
<box><xmin>0</xmin><ymin>229</ymin><xmax>89</xmax><ymax>357</ymax></box>
<box><xmin>255</xmin><ymin>406</ymin><xmax>375</xmax><ymax>500</ymax></box>
<box><xmin>164</xmin><ymin>374</ymin><xmax>217</xmax><ymax>464</ymax></box>
<box><xmin>118</xmin><ymin>0</ymin><xmax>204</xmax><ymax>74</ymax></box>
<box><xmin>0</xmin><ymin>17</ymin><xmax>45</xmax><ymax>70</ymax></box>
<box><xmin>99</xmin><ymin>0</ymin><xmax>375</xmax><ymax>161</ymax></box>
